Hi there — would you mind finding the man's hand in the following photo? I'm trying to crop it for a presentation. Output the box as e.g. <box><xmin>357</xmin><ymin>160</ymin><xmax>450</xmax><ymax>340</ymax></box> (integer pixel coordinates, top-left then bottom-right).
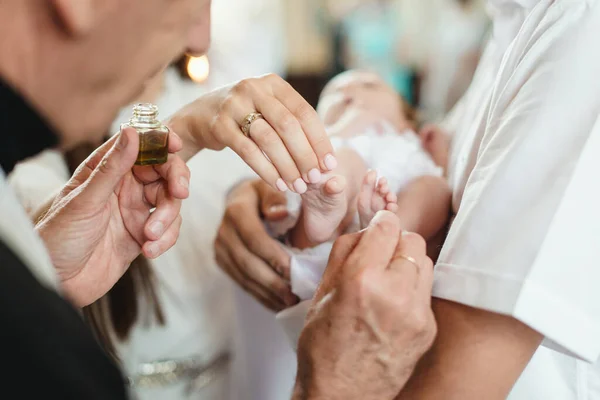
<box><xmin>36</xmin><ymin>127</ymin><xmax>190</xmax><ymax>307</ymax></box>
<box><xmin>214</xmin><ymin>179</ymin><xmax>298</xmax><ymax>311</ymax></box>
<box><xmin>293</xmin><ymin>211</ymin><xmax>437</xmax><ymax>400</ymax></box>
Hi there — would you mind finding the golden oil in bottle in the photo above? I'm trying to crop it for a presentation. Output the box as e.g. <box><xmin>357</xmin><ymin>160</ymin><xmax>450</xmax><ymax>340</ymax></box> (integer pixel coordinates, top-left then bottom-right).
<box><xmin>122</xmin><ymin>103</ymin><xmax>169</xmax><ymax>166</ymax></box>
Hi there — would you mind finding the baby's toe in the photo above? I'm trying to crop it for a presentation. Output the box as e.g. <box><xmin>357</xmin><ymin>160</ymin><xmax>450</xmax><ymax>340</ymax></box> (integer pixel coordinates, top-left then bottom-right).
<box><xmin>377</xmin><ymin>178</ymin><xmax>390</xmax><ymax>195</ymax></box>
<box><xmin>324</xmin><ymin>175</ymin><xmax>346</xmax><ymax>195</ymax></box>
<box><xmin>386</xmin><ymin>192</ymin><xmax>397</xmax><ymax>204</ymax></box>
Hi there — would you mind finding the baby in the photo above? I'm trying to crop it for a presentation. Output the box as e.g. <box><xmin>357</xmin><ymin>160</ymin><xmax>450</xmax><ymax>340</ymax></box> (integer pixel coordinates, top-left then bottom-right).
<box><xmin>278</xmin><ymin>70</ymin><xmax>449</xmax><ymax>248</ymax></box>
<box><xmin>270</xmin><ymin>70</ymin><xmax>451</xmax><ymax>304</ymax></box>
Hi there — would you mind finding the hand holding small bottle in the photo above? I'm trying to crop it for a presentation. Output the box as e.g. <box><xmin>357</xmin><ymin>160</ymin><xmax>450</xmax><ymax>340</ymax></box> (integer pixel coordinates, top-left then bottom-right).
<box><xmin>36</xmin><ymin>127</ymin><xmax>190</xmax><ymax>307</ymax></box>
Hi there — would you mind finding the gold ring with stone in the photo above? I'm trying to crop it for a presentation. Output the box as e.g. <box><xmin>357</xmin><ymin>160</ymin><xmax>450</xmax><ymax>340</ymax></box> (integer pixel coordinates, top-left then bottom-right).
<box><xmin>241</xmin><ymin>112</ymin><xmax>264</xmax><ymax>137</ymax></box>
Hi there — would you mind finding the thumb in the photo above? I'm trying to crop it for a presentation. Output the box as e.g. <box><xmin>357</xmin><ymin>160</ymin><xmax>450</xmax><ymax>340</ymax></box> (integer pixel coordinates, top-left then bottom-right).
<box><xmin>312</xmin><ymin>231</ymin><xmax>362</xmax><ymax>303</ymax></box>
<box><xmin>256</xmin><ymin>180</ymin><xmax>289</xmax><ymax>221</ymax></box>
<box><xmin>78</xmin><ymin>127</ymin><xmax>139</xmax><ymax>204</ymax></box>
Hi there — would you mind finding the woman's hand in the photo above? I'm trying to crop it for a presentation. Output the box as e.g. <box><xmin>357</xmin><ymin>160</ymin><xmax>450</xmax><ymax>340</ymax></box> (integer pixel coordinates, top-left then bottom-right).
<box><xmin>36</xmin><ymin>128</ymin><xmax>190</xmax><ymax>307</ymax></box>
<box><xmin>169</xmin><ymin>74</ymin><xmax>336</xmax><ymax>194</ymax></box>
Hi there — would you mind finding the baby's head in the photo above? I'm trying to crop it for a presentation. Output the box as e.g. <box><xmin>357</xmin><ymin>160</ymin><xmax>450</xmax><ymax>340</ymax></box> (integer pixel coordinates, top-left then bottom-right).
<box><xmin>317</xmin><ymin>70</ymin><xmax>416</xmax><ymax>132</ymax></box>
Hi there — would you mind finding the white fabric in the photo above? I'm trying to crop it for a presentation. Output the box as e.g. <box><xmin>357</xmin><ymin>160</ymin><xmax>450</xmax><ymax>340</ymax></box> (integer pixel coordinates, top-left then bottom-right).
<box><xmin>229</xmin><ymin>288</ymin><xmax>298</xmax><ymax>400</ymax></box>
<box><xmin>276</xmin><ymin>301</ymin><xmax>312</xmax><ymax>351</ymax></box>
<box><xmin>331</xmin><ymin>124</ymin><xmax>443</xmax><ymax>194</ymax></box>
<box><xmin>0</xmin><ymin>170</ymin><xmax>59</xmax><ymax>291</ymax></box>
<box><xmin>8</xmin><ymin>67</ymin><xmax>254</xmax><ymax>400</ymax></box>
<box><xmin>288</xmin><ymin>243</ymin><xmax>333</xmax><ymax>302</ymax></box>
<box><xmin>435</xmin><ymin>0</ymin><xmax>600</xmax><ymax>399</ymax></box>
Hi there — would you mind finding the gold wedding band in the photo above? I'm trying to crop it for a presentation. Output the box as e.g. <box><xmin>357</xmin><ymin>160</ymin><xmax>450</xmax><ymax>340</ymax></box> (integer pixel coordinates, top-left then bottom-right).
<box><xmin>241</xmin><ymin>112</ymin><xmax>264</xmax><ymax>137</ymax></box>
<box><xmin>392</xmin><ymin>254</ymin><xmax>421</xmax><ymax>271</ymax></box>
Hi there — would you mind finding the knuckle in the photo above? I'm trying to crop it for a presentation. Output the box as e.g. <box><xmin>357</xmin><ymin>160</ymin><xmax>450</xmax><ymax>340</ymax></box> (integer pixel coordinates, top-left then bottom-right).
<box><xmin>311</xmin><ymin>135</ymin><xmax>332</xmax><ymax>153</ymax></box>
<box><xmin>245</xmin><ymin>235</ymin><xmax>265</xmax><ymax>254</ymax></box>
<box><xmin>223</xmin><ymin>205</ymin><xmax>235</xmax><ymax>221</ymax></box>
<box><xmin>169</xmin><ymin>227</ymin><xmax>181</xmax><ymax>245</ymax></box>
<box><xmin>294</xmin><ymin>103</ymin><xmax>316</xmax><ymax>121</ymax></box>
<box><xmin>402</xmin><ymin>231</ymin><xmax>427</xmax><ymax>250</ymax></box>
<box><xmin>329</xmin><ymin>240</ymin><xmax>346</xmax><ymax>260</ymax></box>
<box><xmin>425</xmin><ymin>316</ymin><xmax>438</xmax><ymax>345</ymax></box>
<box><xmin>233</xmin><ymin>79</ymin><xmax>253</xmax><ymax>95</ymax></box>
<box><xmin>221</xmin><ymin>94</ymin><xmax>236</xmax><ymax>112</ymax></box>
<box><xmin>97</xmin><ymin>156</ymin><xmax>114</xmax><ymax>174</ymax></box>
<box><xmin>424</xmin><ymin>256</ymin><xmax>434</xmax><ymax>270</ymax></box>
<box><xmin>278</xmin><ymin>113</ymin><xmax>300</xmax><ymax>133</ymax></box>
<box><xmin>349</xmin><ymin>269</ymin><xmax>377</xmax><ymax>297</ymax></box>
<box><xmin>391</xmin><ymin>293</ymin><xmax>412</xmax><ymax>316</ymax></box>
<box><xmin>252</xmin><ymin>125</ymin><xmax>280</xmax><ymax>146</ymax></box>
<box><xmin>372</xmin><ymin>217</ymin><xmax>399</xmax><ymax>237</ymax></box>
<box><xmin>297</xmin><ymin>150</ymin><xmax>318</xmax><ymax>167</ymax></box>
<box><xmin>237</xmin><ymin>140</ymin><xmax>260</xmax><ymax>160</ymax></box>
<box><xmin>345</xmin><ymin>252</ymin><xmax>366</xmax><ymax>273</ymax></box>
<box><xmin>263</xmin><ymin>73</ymin><xmax>281</xmax><ymax>85</ymax></box>
<box><xmin>268</xmin><ymin>254</ymin><xmax>285</xmax><ymax>272</ymax></box>
<box><xmin>211</xmin><ymin>118</ymin><xmax>228</xmax><ymax>145</ymax></box>
<box><xmin>226</xmin><ymin>202</ymin><xmax>246</xmax><ymax>221</ymax></box>
<box><xmin>332</xmin><ymin>234</ymin><xmax>353</xmax><ymax>253</ymax></box>
<box><xmin>409</xmin><ymin>310</ymin><xmax>431</xmax><ymax>335</ymax></box>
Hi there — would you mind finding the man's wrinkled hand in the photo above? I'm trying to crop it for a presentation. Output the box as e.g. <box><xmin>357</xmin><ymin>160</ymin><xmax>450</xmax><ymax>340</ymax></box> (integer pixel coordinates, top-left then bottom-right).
<box><xmin>36</xmin><ymin>127</ymin><xmax>190</xmax><ymax>307</ymax></box>
<box><xmin>293</xmin><ymin>211</ymin><xmax>437</xmax><ymax>400</ymax></box>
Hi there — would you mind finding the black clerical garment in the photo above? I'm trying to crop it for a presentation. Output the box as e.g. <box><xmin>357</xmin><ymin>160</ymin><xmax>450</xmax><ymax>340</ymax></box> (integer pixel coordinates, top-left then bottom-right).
<box><xmin>0</xmin><ymin>79</ymin><xmax>128</xmax><ymax>399</ymax></box>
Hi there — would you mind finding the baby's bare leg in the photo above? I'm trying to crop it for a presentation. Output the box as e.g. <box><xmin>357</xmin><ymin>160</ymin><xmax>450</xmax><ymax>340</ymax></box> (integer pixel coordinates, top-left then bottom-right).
<box><xmin>289</xmin><ymin>148</ymin><xmax>367</xmax><ymax>250</ymax></box>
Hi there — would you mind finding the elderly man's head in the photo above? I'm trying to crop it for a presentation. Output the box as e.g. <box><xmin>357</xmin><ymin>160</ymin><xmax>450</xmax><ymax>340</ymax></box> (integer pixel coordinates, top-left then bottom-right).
<box><xmin>0</xmin><ymin>0</ymin><xmax>212</xmax><ymax>148</ymax></box>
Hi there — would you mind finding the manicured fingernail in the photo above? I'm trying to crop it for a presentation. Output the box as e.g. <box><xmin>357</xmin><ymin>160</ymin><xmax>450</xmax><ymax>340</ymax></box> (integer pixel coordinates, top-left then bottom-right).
<box><xmin>147</xmin><ymin>243</ymin><xmax>159</xmax><ymax>258</ymax></box>
<box><xmin>307</xmin><ymin>168</ymin><xmax>322</xmax><ymax>184</ymax></box>
<box><xmin>324</xmin><ymin>154</ymin><xmax>338</xmax><ymax>170</ymax></box>
<box><xmin>293</xmin><ymin>178</ymin><xmax>307</xmax><ymax>194</ymax></box>
<box><xmin>179</xmin><ymin>176</ymin><xmax>189</xmax><ymax>189</ymax></box>
<box><xmin>276</xmin><ymin>178</ymin><xmax>288</xmax><ymax>192</ymax></box>
<box><xmin>150</xmin><ymin>222</ymin><xmax>164</xmax><ymax>237</ymax></box>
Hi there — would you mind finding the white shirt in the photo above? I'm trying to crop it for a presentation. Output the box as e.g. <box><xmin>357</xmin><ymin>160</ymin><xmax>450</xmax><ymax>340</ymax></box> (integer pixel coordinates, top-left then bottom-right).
<box><xmin>436</xmin><ymin>0</ymin><xmax>600</xmax><ymax>398</ymax></box>
<box><xmin>0</xmin><ymin>170</ymin><xmax>58</xmax><ymax>292</ymax></box>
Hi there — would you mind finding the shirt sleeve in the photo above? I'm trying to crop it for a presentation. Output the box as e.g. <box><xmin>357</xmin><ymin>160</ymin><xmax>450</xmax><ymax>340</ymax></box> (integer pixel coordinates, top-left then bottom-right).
<box><xmin>434</xmin><ymin>1</ymin><xmax>600</xmax><ymax>363</ymax></box>
<box><xmin>7</xmin><ymin>150</ymin><xmax>69</xmax><ymax>215</ymax></box>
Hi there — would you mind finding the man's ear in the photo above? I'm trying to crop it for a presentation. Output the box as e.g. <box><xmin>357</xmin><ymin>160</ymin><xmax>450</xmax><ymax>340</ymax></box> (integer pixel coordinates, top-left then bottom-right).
<box><xmin>50</xmin><ymin>0</ymin><xmax>116</xmax><ymax>37</ymax></box>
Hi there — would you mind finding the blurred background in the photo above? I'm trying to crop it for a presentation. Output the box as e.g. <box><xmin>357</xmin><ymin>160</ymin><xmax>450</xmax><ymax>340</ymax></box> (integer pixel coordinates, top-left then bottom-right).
<box><xmin>177</xmin><ymin>1</ymin><xmax>491</xmax><ymax>399</ymax></box>
<box><xmin>178</xmin><ymin>0</ymin><xmax>490</xmax><ymax>122</ymax></box>
<box><xmin>5</xmin><ymin>2</ymin><xmax>490</xmax><ymax>399</ymax></box>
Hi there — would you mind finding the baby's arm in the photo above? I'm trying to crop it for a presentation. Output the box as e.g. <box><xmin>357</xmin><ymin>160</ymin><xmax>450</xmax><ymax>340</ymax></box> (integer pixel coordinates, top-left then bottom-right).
<box><xmin>394</xmin><ymin>175</ymin><xmax>451</xmax><ymax>242</ymax></box>
<box><xmin>420</xmin><ymin>125</ymin><xmax>451</xmax><ymax>175</ymax></box>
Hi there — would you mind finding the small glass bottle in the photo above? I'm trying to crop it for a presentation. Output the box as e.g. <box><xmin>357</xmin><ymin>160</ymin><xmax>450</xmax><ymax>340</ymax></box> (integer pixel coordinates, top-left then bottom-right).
<box><xmin>122</xmin><ymin>103</ymin><xmax>169</xmax><ymax>166</ymax></box>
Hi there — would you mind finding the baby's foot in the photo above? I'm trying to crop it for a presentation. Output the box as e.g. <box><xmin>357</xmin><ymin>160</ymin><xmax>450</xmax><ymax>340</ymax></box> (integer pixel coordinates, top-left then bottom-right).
<box><xmin>300</xmin><ymin>174</ymin><xmax>348</xmax><ymax>244</ymax></box>
<box><xmin>358</xmin><ymin>170</ymin><xmax>398</xmax><ymax>229</ymax></box>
